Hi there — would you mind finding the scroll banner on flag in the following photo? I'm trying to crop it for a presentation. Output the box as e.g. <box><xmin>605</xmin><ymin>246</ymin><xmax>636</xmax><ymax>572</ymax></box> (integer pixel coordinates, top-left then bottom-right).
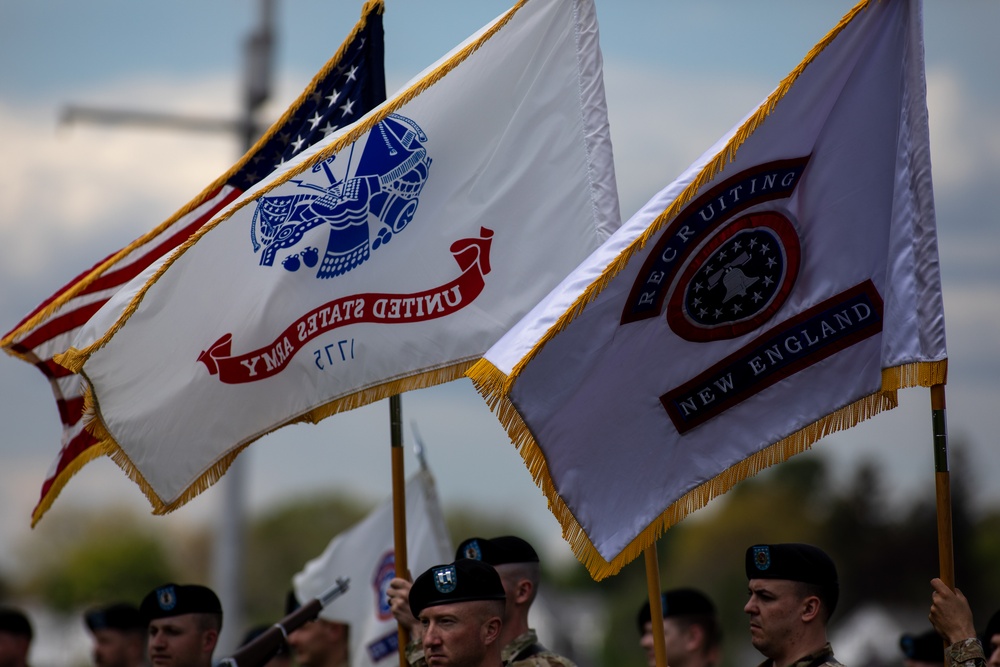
<box><xmin>2</xmin><ymin>1</ymin><xmax>387</xmax><ymax>525</ymax></box>
<box><xmin>293</xmin><ymin>469</ymin><xmax>452</xmax><ymax>667</ymax></box>
<box><xmin>468</xmin><ymin>0</ymin><xmax>945</xmax><ymax>580</ymax></box>
<box><xmin>60</xmin><ymin>0</ymin><xmax>620</xmax><ymax>513</ymax></box>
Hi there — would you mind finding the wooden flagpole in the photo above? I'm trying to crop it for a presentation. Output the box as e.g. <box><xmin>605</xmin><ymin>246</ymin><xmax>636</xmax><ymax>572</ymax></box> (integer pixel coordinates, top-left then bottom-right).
<box><xmin>390</xmin><ymin>394</ymin><xmax>411</xmax><ymax>667</ymax></box>
<box><xmin>930</xmin><ymin>384</ymin><xmax>955</xmax><ymax>588</ymax></box>
<box><xmin>643</xmin><ymin>544</ymin><xmax>669</xmax><ymax>667</ymax></box>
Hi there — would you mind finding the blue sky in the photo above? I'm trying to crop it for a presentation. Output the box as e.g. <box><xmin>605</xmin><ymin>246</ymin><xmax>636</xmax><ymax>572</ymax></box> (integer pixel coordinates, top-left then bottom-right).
<box><xmin>1</xmin><ymin>0</ymin><xmax>999</xmax><ymax>579</ymax></box>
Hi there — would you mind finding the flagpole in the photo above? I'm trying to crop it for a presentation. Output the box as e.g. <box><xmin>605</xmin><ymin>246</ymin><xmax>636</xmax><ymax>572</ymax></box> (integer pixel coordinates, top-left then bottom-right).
<box><xmin>390</xmin><ymin>394</ymin><xmax>411</xmax><ymax>667</ymax></box>
<box><xmin>930</xmin><ymin>384</ymin><xmax>955</xmax><ymax>588</ymax></box>
<box><xmin>643</xmin><ymin>544</ymin><xmax>668</xmax><ymax>667</ymax></box>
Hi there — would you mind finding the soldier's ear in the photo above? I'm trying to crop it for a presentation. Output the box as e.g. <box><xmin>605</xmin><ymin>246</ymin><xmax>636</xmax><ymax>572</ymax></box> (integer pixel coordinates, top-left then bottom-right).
<box><xmin>800</xmin><ymin>595</ymin><xmax>821</xmax><ymax>623</ymax></box>
<box><xmin>513</xmin><ymin>579</ymin><xmax>533</xmax><ymax>605</ymax></box>
<box><xmin>482</xmin><ymin>616</ymin><xmax>502</xmax><ymax>645</ymax></box>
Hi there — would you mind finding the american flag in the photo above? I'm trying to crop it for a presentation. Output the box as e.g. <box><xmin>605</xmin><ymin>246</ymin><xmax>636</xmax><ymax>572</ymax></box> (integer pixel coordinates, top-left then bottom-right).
<box><xmin>1</xmin><ymin>0</ymin><xmax>386</xmax><ymax>525</ymax></box>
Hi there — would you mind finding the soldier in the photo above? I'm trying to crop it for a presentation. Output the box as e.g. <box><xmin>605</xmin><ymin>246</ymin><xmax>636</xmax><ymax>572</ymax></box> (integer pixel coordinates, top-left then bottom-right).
<box><xmin>637</xmin><ymin>588</ymin><xmax>721</xmax><ymax>667</ymax></box>
<box><xmin>139</xmin><ymin>583</ymin><xmax>222</xmax><ymax>667</ymax></box>
<box><xmin>284</xmin><ymin>591</ymin><xmax>349</xmax><ymax>667</ymax></box>
<box><xmin>389</xmin><ymin>535</ymin><xmax>574</xmax><ymax>667</ymax></box>
<box><xmin>85</xmin><ymin>603</ymin><xmax>147</xmax><ymax>667</ymax></box>
<box><xmin>408</xmin><ymin>558</ymin><xmax>507</xmax><ymax>667</ymax></box>
<box><xmin>743</xmin><ymin>543</ymin><xmax>843</xmax><ymax>667</ymax></box>
<box><xmin>984</xmin><ymin>609</ymin><xmax>1000</xmax><ymax>667</ymax></box>
<box><xmin>899</xmin><ymin>630</ymin><xmax>944</xmax><ymax>667</ymax></box>
<box><xmin>0</xmin><ymin>608</ymin><xmax>32</xmax><ymax>667</ymax></box>
<box><xmin>927</xmin><ymin>578</ymin><xmax>986</xmax><ymax>667</ymax></box>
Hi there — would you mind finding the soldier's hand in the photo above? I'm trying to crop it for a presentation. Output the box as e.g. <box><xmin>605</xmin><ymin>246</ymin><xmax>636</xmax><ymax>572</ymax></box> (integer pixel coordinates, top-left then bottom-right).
<box><xmin>929</xmin><ymin>577</ymin><xmax>977</xmax><ymax>645</ymax></box>
<box><xmin>387</xmin><ymin>577</ymin><xmax>421</xmax><ymax>637</ymax></box>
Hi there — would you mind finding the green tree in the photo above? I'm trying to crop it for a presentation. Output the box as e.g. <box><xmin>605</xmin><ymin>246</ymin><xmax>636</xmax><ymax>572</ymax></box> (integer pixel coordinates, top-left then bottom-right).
<box><xmin>21</xmin><ymin>508</ymin><xmax>175</xmax><ymax>612</ymax></box>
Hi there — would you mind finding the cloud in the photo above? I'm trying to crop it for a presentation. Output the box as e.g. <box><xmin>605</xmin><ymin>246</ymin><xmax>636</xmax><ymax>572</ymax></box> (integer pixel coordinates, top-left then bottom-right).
<box><xmin>0</xmin><ymin>75</ymin><xmax>239</xmax><ymax>285</ymax></box>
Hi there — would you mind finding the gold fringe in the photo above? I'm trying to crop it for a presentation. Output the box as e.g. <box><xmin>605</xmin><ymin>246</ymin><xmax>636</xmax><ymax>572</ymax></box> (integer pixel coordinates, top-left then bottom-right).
<box><xmin>55</xmin><ymin>0</ymin><xmax>528</xmax><ymax>371</ymax></box>
<box><xmin>503</xmin><ymin>0</ymin><xmax>874</xmax><ymax>394</ymax></box>
<box><xmin>73</xmin><ymin>361</ymin><xmax>474</xmax><ymax>515</ymax></box>
<box><xmin>1</xmin><ymin>0</ymin><xmax>385</xmax><ymax>352</ymax></box>
<box><xmin>470</xmin><ymin>359</ymin><xmax>946</xmax><ymax>580</ymax></box>
<box><xmin>29</xmin><ymin>437</ymin><xmax>114</xmax><ymax>527</ymax></box>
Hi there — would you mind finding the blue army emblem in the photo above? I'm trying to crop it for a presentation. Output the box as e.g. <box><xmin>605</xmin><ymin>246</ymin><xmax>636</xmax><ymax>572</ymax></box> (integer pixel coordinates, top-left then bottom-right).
<box><xmin>250</xmin><ymin>113</ymin><xmax>432</xmax><ymax>279</ymax></box>
<box><xmin>753</xmin><ymin>546</ymin><xmax>771</xmax><ymax>571</ymax></box>
<box><xmin>432</xmin><ymin>565</ymin><xmax>457</xmax><ymax>594</ymax></box>
<box><xmin>462</xmin><ymin>540</ymin><xmax>483</xmax><ymax>561</ymax></box>
<box><xmin>156</xmin><ymin>585</ymin><xmax>177</xmax><ymax>611</ymax></box>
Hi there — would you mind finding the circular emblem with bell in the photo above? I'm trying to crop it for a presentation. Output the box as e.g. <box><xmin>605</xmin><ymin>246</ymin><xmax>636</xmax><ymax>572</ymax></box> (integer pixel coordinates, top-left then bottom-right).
<box><xmin>667</xmin><ymin>210</ymin><xmax>800</xmax><ymax>342</ymax></box>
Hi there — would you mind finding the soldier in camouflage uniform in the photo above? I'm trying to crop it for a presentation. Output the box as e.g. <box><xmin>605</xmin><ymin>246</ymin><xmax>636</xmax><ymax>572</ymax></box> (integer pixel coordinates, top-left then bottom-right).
<box><xmin>389</xmin><ymin>536</ymin><xmax>576</xmax><ymax>667</ymax></box>
<box><xmin>409</xmin><ymin>559</ymin><xmax>507</xmax><ymax>667</ymax></box>
<box><xmin>743</xmin><ymin>543</ymin><xmax>844</xmax><ymax>667</ymax></box>
<box><xmin>637</xmin><ymin>588</ymin><xmax>721</xmax><ymax>667</ymax></box>
<box><xmin>928</xmin><ymin>577</ymin><xmax>988</xmax><ymax>667</ymax></box>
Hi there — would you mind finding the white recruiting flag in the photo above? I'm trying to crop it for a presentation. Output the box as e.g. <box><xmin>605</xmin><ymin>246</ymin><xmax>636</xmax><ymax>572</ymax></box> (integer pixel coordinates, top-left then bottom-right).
<box><xmin>469</xmin><ymin>0</ymin><xmax>945</xmax><ymax>580</ymax></box>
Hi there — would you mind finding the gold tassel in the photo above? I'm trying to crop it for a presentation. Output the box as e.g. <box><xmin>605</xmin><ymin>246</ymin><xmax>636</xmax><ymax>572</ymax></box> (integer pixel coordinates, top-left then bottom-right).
<box><xmin>67</xmin><ymin>362</ymin><xmax>475</xmax><ymax>516</ymax></box>
<box><xmin>471</xmin><ymin>357</ymin><xmax>946</xmax><ymax>580</ymax></box>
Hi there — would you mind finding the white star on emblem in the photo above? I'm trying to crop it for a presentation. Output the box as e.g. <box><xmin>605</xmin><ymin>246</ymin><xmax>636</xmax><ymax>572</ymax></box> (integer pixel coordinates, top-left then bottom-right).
<box><xmin>760</xmin><ymin>242</ymin><xmax>771</xmax><ymax>254</ymax></box>
<box><xmin>749</xmin><ymin>238</ymin><xmax>758</xmax><ymax>248</ymax></box>
<box><xmin>766</xmin><ymin>256</ymin><xmax>777</xmax><ymax>269</ymax></box>
<box><xmin>752</xmin><ymin>291</ymin><xmax>763</xmax><ymax>303</ymax></box>
<box><xmin>340</xmin><ymin>98</ymin><xmax>355</xmax><ymax>117</ymax></box>
<box><xmin>698</xmin><ymin>308</ymin><xmax>708</xmax><ymax>318</ymax></box>
<box><xmin>713</xmin><ymin>308</ymin><xmax>723</xmax><ymax>319</ymax></box>
<box><xmin>733</xmin><ymin>240</ymin><xmax>743</xmax><ymax>251</ymax></box>
<box><xmin>763</xmin><ymin>276</ymin><xmax>774</xmax><ymax>287</ymax></box>
<box><xmin>692</xmin><ymin>297</ymin><xmax>701</xmax><ymax>307</ymax></box>
<box><xmin>719</xmin><ymin>249</ymin><xmax>728</xmax><ymax>260</ymax></box>
<box><xmin>693</xmin><ymin>282</ymin><xmax>703</xmax><ymax>293</ymax></box>
<box><xmin>703</xmin><ymin>264</ymin><xmax>714</xmax><ymax>275</ymax></box>
<box><xmin>732</xmin><ymin>303</ymin><xmax>742</xmax><ymax>314</ymax></box>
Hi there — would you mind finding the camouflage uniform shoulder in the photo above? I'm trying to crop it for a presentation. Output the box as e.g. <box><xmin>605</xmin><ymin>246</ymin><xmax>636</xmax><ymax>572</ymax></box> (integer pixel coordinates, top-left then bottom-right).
<box><xmin>504</xmin><ymin>630</ymin><xmax>577</xmax><ymax>667</ymax></box>
<box><xmin>946</xmin><ymin>638</ymin><xmax>986</xmax><ymax>667</ymax></box>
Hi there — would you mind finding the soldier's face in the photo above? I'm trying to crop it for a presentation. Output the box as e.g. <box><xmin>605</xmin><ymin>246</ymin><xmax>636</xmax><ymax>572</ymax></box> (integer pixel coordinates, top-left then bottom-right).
<box><xmin>92</xmin><ymin>629</ymin><xmax>141</xmax><ymax>667</ymax></box>
<box><xmin>147</xmin><ymin>615</ymin><xmax>214</xmax><ymax>667</ymax></box>
<box><xmin>420</xmin><ymin>602</ymin><xmax>499</xmax><ymax>667</ymax></box>
<box><xmin>639</xmin><ymin>619</ymin><xmax>689</xmax><ymax>667</ymax></box>
<box><xmin>987</xmin><ymin>633</ymin><xmax>1000</xmax><ymax>667</ymax></box>
<box><xmin>744</xmin><ymin>579</ymin><xmax>808</xmax><ymax>659</ymax></box>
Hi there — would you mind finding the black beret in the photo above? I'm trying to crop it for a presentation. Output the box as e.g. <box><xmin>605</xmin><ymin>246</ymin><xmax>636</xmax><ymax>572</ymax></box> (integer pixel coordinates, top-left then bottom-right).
<box><xmin>85</xmin><ymin>603</ymin><xmax>145</xmax><ymax>633</ymax></box>
<box><xmin>636</xmin><ymin>588</ymin><xmax>716</xmax><ymax>634</ymax></box>
<box><xmin>140</xmin><ymin>584</ymin><xmax>222</xmax><ymax>622</ymax></box>
<box><xmin>900</xmin><ymin>630</ymin><xmax>944</xmax><ymax>663</ymax></box>
<box><xmin>745</xmin><ymin>544</ymin><xmax>838</xmax><ymax>586</ymax></box>
<box><xmin>455</xmin><ymin>536</ymin><xmax>539</xmax><ymax>566</ymax></box>
<box><xmin>409</xmin><ymin>559</ymin><xmax>506</xmax><ymax>618</ymax></box>
<box><xmin>746</xmin><ymin>543</ymin><xmax>838</xmax><ymax>614</ymax></box>
<box><xmin>983</xmin><ymin>608</ymin><xmax>1000</xmax><ymax>647</ymax></box>
<box><xmin>0</xmin><ymin>608</ymin><xmax>32</xmax><ymax>639</ymax></box>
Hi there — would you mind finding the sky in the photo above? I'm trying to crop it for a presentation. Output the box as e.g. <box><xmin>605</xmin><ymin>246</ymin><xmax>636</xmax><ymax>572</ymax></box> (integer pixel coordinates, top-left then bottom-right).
<box><xmin>1</xmin><ymin>0</ymin><xmax>999</xmax><ymax>586</ymax></box>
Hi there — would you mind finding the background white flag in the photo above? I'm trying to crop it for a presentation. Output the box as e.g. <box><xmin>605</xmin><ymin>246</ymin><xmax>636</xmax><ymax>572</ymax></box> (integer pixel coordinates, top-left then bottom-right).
<box><xmin>293</xmin><ymin>469</ymin><xmax>452</xmax><ymax>667</ymax></box>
